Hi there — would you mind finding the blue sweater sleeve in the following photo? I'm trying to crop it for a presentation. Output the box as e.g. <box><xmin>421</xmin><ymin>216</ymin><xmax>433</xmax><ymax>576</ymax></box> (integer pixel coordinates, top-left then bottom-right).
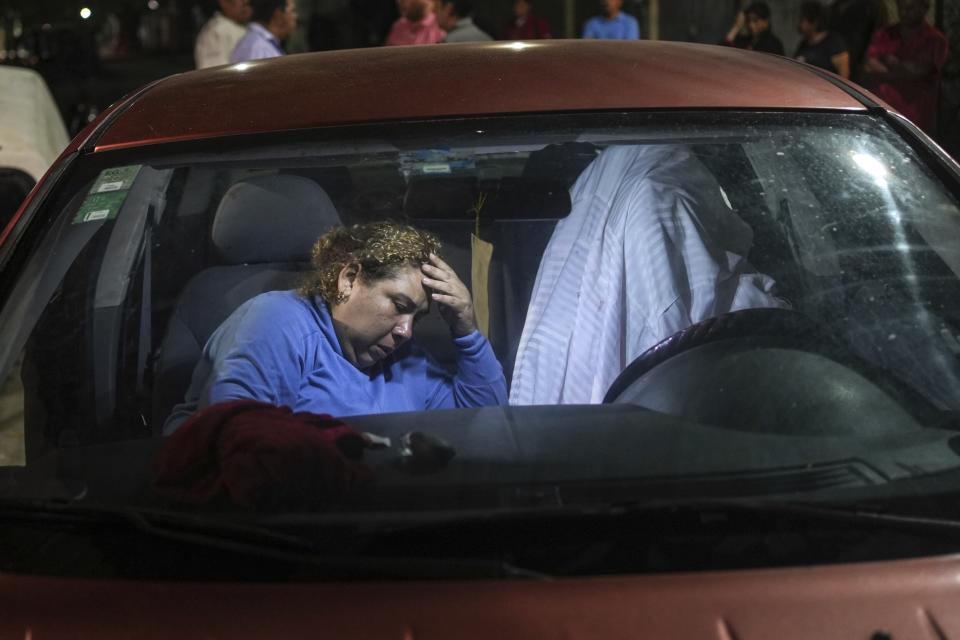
<box><xmin>198</xmin><ymin>295</ymin><xmax>309</xmax><ymax>410</ymax></box>
<box><xmin>423</xmin><ymin>331</ymin><xmax>508</xmax><ymax>409</ymax></box>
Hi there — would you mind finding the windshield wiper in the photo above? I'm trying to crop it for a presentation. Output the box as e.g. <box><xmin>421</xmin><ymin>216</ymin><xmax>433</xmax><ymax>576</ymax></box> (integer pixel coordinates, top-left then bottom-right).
<box><xmin>306</xmin><ymin>498</ymin><xmax>960</xmax><ymax>577</ymax></box>
<box><xmin>0</xmin><ymin>499</ymin><xmax>548</xmax><ymax>580</ymax></box>
<box><xmin>0</xmin><ymin>498</ymin><xmax>316</xmax><ymax>548</ymax></box>
<box><xmin>722</xmin><ymin>498</ymin><xmax>960</xmax><ymax>538</ymax></box>
<box><xmin>621</xmin><ymin>498</ymin><xmax>960</xmax><ymax>536</ymax></box>
<box><xmin>338</xmin><ymin>496</ymin><xmax>960</xmax><ymax>542</ymax></box>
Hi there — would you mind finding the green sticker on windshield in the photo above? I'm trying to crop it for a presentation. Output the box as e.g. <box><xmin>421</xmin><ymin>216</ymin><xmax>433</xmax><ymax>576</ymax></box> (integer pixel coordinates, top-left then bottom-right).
<box><xmin>72</xmin><ymin>164</ymin><xmax>142</xmax><ymax>224</ymax></box>
<box><xmin>89</xmin><ymin>164</ymin><xmax>142</xmax><ymax>194</ymax></box>
<box><xmin>74</xmin><ymin>191</ymin><xmax>129</xmax><ymax>223</ymax></box>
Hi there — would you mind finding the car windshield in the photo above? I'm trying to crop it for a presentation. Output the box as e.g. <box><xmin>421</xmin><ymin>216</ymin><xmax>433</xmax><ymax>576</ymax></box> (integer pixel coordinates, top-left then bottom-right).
<box><xmin>3</xmin><ymin>111</ymin><xmax>960</xmax><ymax>579</ymax></box>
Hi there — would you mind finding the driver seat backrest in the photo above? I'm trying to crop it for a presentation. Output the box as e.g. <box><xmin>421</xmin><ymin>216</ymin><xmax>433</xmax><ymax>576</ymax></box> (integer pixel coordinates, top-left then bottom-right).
<box><xmin>151</xmin><ymin>174</ymin><xmax>342</xmax><ymax>430</ymax></box>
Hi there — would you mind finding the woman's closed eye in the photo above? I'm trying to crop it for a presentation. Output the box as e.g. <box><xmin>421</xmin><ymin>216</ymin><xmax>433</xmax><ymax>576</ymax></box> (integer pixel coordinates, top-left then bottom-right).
<box><xmin>394</xmin><ymin>301</ymin><xmax>425</xmax><ymax>322</ymax></box>
<box><xmin>393</xmin><ymin>302</ymin><xmax>428</xmax><ymax>324</ymax></box>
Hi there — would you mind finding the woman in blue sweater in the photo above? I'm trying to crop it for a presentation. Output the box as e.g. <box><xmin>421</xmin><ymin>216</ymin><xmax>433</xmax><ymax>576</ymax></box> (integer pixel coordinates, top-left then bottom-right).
<box><xmin>164</xmin><ymin>222</ymin><xmax>507</xmax><ymax>434</ymax></box>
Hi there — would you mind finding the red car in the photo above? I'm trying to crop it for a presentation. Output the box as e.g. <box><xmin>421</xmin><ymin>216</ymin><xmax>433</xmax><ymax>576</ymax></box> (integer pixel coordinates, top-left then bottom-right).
<box><xmin>3</xmin><ymin>41</ymin><xmax>960</xmax><ymax>637</ymax></box>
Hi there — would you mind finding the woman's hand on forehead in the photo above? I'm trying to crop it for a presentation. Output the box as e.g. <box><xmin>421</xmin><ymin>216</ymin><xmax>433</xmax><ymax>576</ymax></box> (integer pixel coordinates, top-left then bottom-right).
<box><xmin>421</xmin><ymin>254</ymin><xmax>478</xmax><ymax>338</ymax></box>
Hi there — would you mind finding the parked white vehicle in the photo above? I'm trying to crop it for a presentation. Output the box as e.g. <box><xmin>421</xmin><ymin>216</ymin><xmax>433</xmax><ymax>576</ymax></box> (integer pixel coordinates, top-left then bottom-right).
<box><xmin>0</xmin><ymin>65</ymin><xmax>69</xmax><ymax>229</ymax></box>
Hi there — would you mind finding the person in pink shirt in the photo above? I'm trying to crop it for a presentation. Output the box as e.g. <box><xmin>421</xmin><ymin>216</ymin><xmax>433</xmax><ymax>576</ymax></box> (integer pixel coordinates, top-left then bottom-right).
<box><xmin>385</xmin><ymin>0</ymin><xmax>446</xmax><ymax>46</ymax></box>
<box><xmin>863</xmin><ymin>0</ymin><xmax>948</xmax><ymax>135</ymax></box>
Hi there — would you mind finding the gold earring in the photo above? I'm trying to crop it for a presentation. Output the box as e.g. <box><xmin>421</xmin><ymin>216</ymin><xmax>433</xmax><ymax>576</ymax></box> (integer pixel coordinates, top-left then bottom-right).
<box><xmin>335</xmin><ymin>290</ymin><xmax>349</xmax><ymax>304</ymax></box>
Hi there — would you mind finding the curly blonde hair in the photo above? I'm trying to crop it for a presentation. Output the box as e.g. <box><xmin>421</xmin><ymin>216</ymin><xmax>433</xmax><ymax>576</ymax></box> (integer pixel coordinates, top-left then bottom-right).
<box><xmin>300</xmin><ymin>221</ymin><xmax>442</xmax><ymax>303</ymax></box>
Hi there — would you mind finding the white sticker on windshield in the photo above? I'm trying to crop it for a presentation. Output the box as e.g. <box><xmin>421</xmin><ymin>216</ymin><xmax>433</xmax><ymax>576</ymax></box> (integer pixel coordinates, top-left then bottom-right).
<box><xmin>399</xmin><ymin>149</ymin><xmax>475</xmax><ymax>179</ymax></box>
<box><xmin>90</xmin><ymin>165</ymin><xmax>142</xmax><ymax>193</ymax></box>
<box><xmin>96</xmin><ymin>181</ymin><xmax>125</xmax><ymax>193</ymax></box>
<box><xmin>83</xmin><ymin>209</ymin><xmax>111</xmax><ymax>222</ymax></box>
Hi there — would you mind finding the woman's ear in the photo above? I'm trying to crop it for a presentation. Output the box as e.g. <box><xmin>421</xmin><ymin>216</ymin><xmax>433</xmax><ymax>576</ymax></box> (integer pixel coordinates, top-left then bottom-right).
<box><xmin>336</xmin><ymin>262</ymin><xmax>362</xmax><ymax>298</ymax></box>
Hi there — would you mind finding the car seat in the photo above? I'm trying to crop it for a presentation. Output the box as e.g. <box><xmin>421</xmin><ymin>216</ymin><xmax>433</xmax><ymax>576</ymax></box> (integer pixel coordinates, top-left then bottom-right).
<box><xmin>151</xmin><ymin>174</ymin><xmax>342</xmax><ymax>430</ymax></box>
<box><xmin>490</xmin><ymin>143</ymin><xmax>589</xmax><ymax>379</ymax></box>
<box><xmin>404</xmin><ymin>168</ymin><xmax>575</xmax><ymax>379</ymax></box>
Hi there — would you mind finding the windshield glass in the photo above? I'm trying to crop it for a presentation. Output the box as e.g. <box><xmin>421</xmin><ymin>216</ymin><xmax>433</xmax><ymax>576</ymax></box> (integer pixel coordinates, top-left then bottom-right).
<box><xmin>3</xmin><ymin>111</ymin><xmax>960</xmax><ymax>577</ymax></box>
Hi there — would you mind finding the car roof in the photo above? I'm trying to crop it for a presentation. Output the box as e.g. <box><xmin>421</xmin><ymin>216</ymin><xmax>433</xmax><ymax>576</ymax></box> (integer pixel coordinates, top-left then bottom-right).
<box><xmin>91</xmin><ymin>40</ymin><xmax>868</xmax><ymax>152</ymax></box>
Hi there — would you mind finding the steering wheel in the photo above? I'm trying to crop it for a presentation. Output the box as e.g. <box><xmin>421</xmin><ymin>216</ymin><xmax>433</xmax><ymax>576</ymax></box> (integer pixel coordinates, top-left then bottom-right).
<box><xmin>603</xmin><ymin>308</ymin><xmax>939</xmax><ymax>436</ymax></box>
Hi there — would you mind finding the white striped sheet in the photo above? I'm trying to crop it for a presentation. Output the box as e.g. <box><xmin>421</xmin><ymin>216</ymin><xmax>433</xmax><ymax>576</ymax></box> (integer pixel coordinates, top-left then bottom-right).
<box><xmin>510</xmin><ymin>145</ymin><xmax>786</xmax><ymax>406</ymax></box>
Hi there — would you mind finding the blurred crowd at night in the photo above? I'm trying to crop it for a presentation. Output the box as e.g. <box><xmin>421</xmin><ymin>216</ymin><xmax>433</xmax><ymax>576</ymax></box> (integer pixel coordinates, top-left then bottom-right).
<box><xmin>2</xmin><ymin>0</ymin><xmax>960</xmax><ymax>154</ymax></box>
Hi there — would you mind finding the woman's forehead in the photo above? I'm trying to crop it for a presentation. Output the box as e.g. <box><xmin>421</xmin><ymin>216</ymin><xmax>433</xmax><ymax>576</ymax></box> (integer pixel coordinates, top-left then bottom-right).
<box><xmin>377</xmin><ymin>265</ymin><xmax>430</xmax><ymax>304</ymax></box>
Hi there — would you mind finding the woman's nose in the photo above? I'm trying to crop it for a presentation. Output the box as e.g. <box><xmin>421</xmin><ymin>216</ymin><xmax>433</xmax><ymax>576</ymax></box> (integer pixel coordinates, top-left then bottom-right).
<box><xmin>394</xmin><ymin>317</ymin><xmax>413</xmax><ymax>340</ymax></box>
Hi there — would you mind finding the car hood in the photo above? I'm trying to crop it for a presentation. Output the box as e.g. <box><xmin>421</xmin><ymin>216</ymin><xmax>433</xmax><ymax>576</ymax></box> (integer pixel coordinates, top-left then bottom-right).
<box><xmin>1</xmin><ymin>553</ymin><xmax>959</xmax><ymax>638</ymax></box>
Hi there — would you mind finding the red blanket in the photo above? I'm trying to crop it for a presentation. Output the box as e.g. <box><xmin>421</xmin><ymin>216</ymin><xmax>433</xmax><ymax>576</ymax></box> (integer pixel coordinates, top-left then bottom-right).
<box><xmin>153</xmin><ymin>400</ymin><xmax>373</xmax><ymax>508</ymax></box>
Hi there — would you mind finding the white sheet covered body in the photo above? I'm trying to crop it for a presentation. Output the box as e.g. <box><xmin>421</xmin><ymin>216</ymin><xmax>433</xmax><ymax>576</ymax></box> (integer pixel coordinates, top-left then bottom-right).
<box><xmin>510</xmin><ymin>145</ymin><xmax>786</xmax><ymax>405</ymax></box>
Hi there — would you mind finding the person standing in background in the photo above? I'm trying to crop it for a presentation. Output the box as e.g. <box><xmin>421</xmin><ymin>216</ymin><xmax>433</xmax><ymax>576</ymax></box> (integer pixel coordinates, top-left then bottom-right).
<box><xmin>795</xmin><ymin>1</ymin><xmax>850</xmax><ymax>78</ymax></box>
<box><xmin>385</xmin><ymin>0</ymin><xmax>446</xmax><ymax>45</ymax></box>
<box><xmin>829</xmin><ymin>0</ymin><xmax>887</xmax><ymax>83</ymax></box>
<box><xmin>195</xmin><ymin>0</ymin><xmax>252</xmax><ymax>68</ymax></box>
<box><xmin>582</xmin><ymin>0</ymin><xmax>640</xmax><ymax>40</ymax></box>
<box><xmin>723</xmin><ymin>2</ymin><xmax>784</xmax><ymax>55</ymax></box>
<box><xmin>504</xmin><ymin>0</ymin><xmax>552</xmax><ymax>40</ymax></box>
<box><xmin>864</xmin><ymin>0</ymin><xmax>948</xmax><ymax>136</ymax></box>
<box><xmin>437</xmin><ymin>0</ymin><xmax>493</xmax><ymax>42</ymax></box>
<box><xmin>229</xmin><ymin>0</ymin><xmax>298</xmax><ymax>62</ymax></box>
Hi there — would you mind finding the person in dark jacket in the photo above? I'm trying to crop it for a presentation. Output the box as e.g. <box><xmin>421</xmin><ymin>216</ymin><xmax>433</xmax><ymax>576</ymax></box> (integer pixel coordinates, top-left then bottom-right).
<box><xmin>795</xmin><ymin>0</ymin><xmax>850</xmax><ymax>78</ymax></box>
<box><xmin>504</xmin><ymin>0</ymin><xmax>552</xmax><ymax>40</ymax></box>
<box><xmin>828</xmin><ymin>0</ymin><xmax>888</xmax><ymax>83</ymax></box>
<box><xmin>723</xmin><ymin>2</ymin><xmax>784</xmax><ymax>55</ymax></box>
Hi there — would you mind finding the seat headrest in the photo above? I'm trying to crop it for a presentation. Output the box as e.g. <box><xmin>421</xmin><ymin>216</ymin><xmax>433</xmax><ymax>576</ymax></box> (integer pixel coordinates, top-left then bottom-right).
<box><xmin>404</xmin><ymin>177</ymin><xmax>478</xmax><ymax>220</ymax></box>
<box><xmin>523</xmin><ymin>142</ymin><xmax>599</xmax><ymax>187</ymax></box>
<box><xmin>212</xmin><ymin>174</ymin><xmax>341</xmax><ymax>264</ymax></box>
<box><xmin>404</xmin><ymin>175</ymin><xmax>571</xmax><ymax>221</ymax></box>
